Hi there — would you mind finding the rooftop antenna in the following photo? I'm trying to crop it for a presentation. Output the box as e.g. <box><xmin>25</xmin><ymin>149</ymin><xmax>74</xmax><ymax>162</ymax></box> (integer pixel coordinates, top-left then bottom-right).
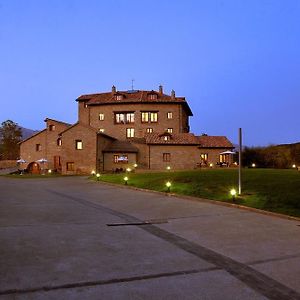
<box><xmin>131</xmin><ymin>79</ymin><xmax>135</xmax><ymax>91</ymax></box>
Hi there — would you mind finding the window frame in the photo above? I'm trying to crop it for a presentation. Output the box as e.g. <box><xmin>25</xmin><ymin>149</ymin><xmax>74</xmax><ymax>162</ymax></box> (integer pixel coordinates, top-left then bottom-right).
<box><xmin>167</xmin><ymin>112</ymin><xmax>173</xmax><ymax>119</ymax></box>
<box><xmin>163</xmin><ymin>153</ymin><xmax>171</xmax><ymax>162</ymax></box>
<box><xmin>126</xmin><ymin>128</ymin><xmax>135</xmax><ymax>138</ymax></box>
<box><xmin>99</xmin><ymin>113</ymin><xmax>104</xmax><ymax>121</ymax></box>
<box><xmin>66</xmin><ymin>162</ymin><xmax>74</xmax><ymax>171</ymax></box>
<box><xmin>75</xmin><ymin>140</ymin><xmax>83</xmax><ymax>150</ymax></box>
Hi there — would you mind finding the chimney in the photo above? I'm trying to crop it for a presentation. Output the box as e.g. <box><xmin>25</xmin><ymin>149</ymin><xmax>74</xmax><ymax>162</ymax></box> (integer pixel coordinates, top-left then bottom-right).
<box><xmin>159</xmin><ymin>85</ymin><xmax>163</xmax><ymax>94</ymax></box>
<box><xmin>112</xmin><ymin>85</ymin><xmax>116</xmax><ymax>93</ymax></box>
<box><xmin>171</xmin><ymin>89</ymin><xmax>175</xmax><ymax>99</ymax></box>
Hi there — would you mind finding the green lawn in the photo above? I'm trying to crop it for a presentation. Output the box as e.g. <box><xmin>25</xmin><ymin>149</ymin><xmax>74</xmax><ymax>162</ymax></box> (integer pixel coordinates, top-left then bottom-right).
<box><xmin>93</xmin><ymin>169</ymin><xmax>300</xmax><ymax>218</ymax></box>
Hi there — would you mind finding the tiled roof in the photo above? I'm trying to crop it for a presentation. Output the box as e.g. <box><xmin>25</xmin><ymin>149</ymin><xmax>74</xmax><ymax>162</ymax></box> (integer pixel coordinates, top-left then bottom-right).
<box><xmin>145</xmin><ymin>132</ymin><xmax>199</xmax><ymax>145</ymax></box>
<box><xmin>103</xmin><ymin>140</ymin><xmax>139</xmax><ymax>153</ymax></box>
<box><xmin>76</xmin><ymin>90</ymin><xmax>193</xmax><ymax>116</ymax></box>
<box><xmin>197</xmin><ymin>136</ymin><xmax>233</xmax><ymax>148</ymax></box>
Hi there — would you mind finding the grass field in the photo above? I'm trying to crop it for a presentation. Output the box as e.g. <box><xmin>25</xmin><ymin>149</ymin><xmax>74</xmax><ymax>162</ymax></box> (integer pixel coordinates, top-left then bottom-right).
<box><xmin>93</xmin><ymin>169</ymin><xmax>300</xmax><ymax>217</ymax></box>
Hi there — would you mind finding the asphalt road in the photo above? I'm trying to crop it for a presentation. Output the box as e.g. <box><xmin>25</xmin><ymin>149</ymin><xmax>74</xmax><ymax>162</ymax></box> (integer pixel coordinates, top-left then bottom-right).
<box><xmin>0</xmin><ymin>176</ymin><xmax>300</xmax><ymax>300</ymax></box>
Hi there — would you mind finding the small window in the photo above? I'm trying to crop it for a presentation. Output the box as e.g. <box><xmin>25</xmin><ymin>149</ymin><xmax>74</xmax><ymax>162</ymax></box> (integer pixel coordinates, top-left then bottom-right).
<box><xmin>84</xmin><ymin>103</ymin><xmax>88</xmax><ymax>108</ymax></box>
<box><xmin>115</xmin><ymin>94</ymin><xmax>123</xmax><ymax>101</ymax></box>
<box><xmin>126</xmin><ymin>128</ymin><xmax>134</xmax><ymax>138</ymax></box>
<box><xmin>201</xmin><ymin>153</ymin><xmax>208</xmax><ymax>162</ymax></box>
<box><xmin>99</xmin><ymin>113</ymin><xmax>104</xmax><ymax>121</ymax></box>
<box><xmin>167</xmin><ymin>112</ymin><xmax>173</xmax><ymax>119</ymax></box>
<box><xmin>146</xmin><ymin>128</ymin><xmax>153</xmax><ymax>133</ymax></box>
<box><xmin>49</xmin><ymin>124</ymin><xmax>55</xmax><ymax>131</ymax></box>
<box><xmin>36</xmin><ymin>144</ymin><xmax>42</xmax><ymax>151</ymax></box>
<box><xmin>66</xmin><ymin>162</ymin><xmax>74</xmax><ymax>171</ymax></box>
<box><xmin>57</xmin><ymin>138</ymin><xmax>62</xmax><ymax>146</ymax></box>
<box><xmin>163</xmin><ymin>135</ymin><xmax>170</xmax><ymax>141</ymax></box>
<box><xmin>163</xmin><ymin>153</ymin><xmax>171</xmax><ymax>162</ymax></box>
<box><xmin>149</xmin><ymin>94</ymin><xmax>157</xmax><ymax>100</ymax></box>
<box><xmin>167</xmin><ymin>128</ymin><xmax>173</xmax><ymax>133</ymax></box>
<box><xmin>99</xmin><ymin>128</ymin><xmax>105</xmax><ymax>133</ymax></box>
<box><xmin>150</xmin><ymin>112</ymin><xmax>158</xmax><ymax>123</ymax></box>
<box><xmin>141</xmin><ymin>112</ymin><xmax>149</xmax><ymax>123</ymax></box>
<box><xmin>75</xmin><ymin>140</ymin><xmax>83</xmax><ymax>150</ymax></box>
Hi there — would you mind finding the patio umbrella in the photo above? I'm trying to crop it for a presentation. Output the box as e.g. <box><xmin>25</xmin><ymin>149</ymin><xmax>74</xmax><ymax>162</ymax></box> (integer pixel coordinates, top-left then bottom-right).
<box><xmin>219</xmin><ymin>150</ymin><xmax>236</xmax><ymax>155</ymax></box>
<box><xmin>36</xmin><ymin>158</ymin><xmax>48</xmax><ymax>163</ymax></box>
<box><xmin>17</xmin><ymin>159</ymin><xmax>26</xmax><ymax>163</ymax></box>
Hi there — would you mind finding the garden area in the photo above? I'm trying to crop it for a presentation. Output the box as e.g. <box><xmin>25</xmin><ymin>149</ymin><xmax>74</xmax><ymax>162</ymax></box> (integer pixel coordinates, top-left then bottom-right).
<box><xmin>92</xmin><ymin>168</ymin><xmax>300</xmax><ymax>218</ymax></box>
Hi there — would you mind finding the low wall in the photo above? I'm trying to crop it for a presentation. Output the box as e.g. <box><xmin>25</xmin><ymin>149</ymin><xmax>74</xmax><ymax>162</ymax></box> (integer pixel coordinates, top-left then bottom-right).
<box><xmin>0</xmin><ymin>160</ymin><xmax>17</xmax><ymax>169</ymax></box>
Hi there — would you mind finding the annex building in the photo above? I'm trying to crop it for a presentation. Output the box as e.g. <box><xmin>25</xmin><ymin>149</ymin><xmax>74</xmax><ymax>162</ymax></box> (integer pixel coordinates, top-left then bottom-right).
<box><xmin>20</xmin><ymin>86</ymin><xmax>234</xmax><ymax>174</ymax></box>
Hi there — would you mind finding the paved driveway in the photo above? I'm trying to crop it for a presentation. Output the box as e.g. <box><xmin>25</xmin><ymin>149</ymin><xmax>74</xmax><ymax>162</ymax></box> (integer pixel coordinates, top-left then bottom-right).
<box><xmin>0</xmin><ymin>176</ymin><xmax>300</xmax><ymax>300</ymax></box>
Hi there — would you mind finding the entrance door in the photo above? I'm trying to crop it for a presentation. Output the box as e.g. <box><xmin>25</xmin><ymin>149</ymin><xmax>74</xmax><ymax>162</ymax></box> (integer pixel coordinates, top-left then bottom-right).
<box><xmin>27</xmin><ymin>162</ymin><xmax>41</xmax><ymax>174</ymax></box>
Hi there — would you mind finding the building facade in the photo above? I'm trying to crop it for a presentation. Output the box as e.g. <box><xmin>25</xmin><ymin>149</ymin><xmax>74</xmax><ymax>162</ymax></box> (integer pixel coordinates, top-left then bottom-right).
<box><xmin>20</xmin><ymin>86</ymin><xmax>234</xmax><ymax>174</ymax></box>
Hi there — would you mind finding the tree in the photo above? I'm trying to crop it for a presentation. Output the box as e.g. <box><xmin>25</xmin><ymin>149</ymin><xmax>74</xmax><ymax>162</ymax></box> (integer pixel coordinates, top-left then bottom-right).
<box><xmin>0</xmin><ymin>120</ymin><xmax>22</xmax><ymax>160</ymax></box>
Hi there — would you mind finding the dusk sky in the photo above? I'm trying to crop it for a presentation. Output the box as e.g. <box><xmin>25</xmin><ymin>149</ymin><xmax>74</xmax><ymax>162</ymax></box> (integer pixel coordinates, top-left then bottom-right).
<box><xmin>0</xmin><ymin>0</ymin><xmax>299</xmax><ymax>146</ymax></box>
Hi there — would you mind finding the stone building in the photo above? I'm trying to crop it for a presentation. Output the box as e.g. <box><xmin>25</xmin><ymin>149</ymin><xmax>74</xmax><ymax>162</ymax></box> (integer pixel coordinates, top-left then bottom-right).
<box><xmin>20</xmin><ymin>86</ymin><xmax>234</xmax><ymax>174</ymax></box>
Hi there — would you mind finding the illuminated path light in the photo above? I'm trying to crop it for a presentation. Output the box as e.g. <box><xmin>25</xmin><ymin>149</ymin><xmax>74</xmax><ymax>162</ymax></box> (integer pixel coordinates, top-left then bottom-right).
<box><xmin>166</xmin><ymin>181</ymin><xmax>172</xmax><ymax>192</ymax></box>
<box><xmin>230</xmin><ymin>188</ymin><xmax>237</xmax><ymax>201</ymax></box>
<box><xmin>96</xmin><ymin>173</ymin><xmax>100</xmax><ymax>181</ymax></box>
<box><xmin>124</xmin><ymin>176</ymin><xmax>129</xmax><ymax>185</ymax></box>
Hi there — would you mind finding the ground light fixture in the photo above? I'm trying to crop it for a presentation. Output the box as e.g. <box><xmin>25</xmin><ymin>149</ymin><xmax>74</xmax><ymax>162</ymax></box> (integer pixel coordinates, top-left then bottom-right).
<box><xmin>209</xmin><ymin>163</ymin><xmax>213</xmax><ymax>168</ymax></box>
<box><xmin>292</xmin><ymin>164</ymin><xmax>296</xmax><ymax>168</ymax></box>
<box><xmin>230</xmin><ymin>188</ymin><xmax>237</xmax><ymax>201</ymax></box>
<box><xmin>48</xmin><ymin>169</ymin><xmax>52</xmax><ymax>174</ymax></box>
<box><xmin>133</xmin><ymin>163</ymin><xmax>138</xmax><ymax>168</ymax></box>
<box><xmin>166</xmin><ymin>181</ymin><xmax>172</xmax><ymax>192</ymax></box>
<box><xmin>126</xmin><ymin>168</ymin><xmax>132</xmax><ymax>172</ymax></box>
<box><xmin>252</xmin><ymin>163</ymin><xmax>256</xmax><ymax>168</ymax></box>
<box><xmin>124</xmin><ymin>176</ymin><xmax>128</xmax><ymax>185</ymax></box>
<box><xmin>96</xmin><ymin>173</ymin><xmax>100</xmax><ymax>181</ymax></box>
<box><xmin>166</xmin><ymin>166</ymin><xmax>171</xmax><ymax>171</ymax></box>
<box><xmin>91</xmin><ymin>170</ymin><xmax>96</xmax><ymax>176</ymax></box>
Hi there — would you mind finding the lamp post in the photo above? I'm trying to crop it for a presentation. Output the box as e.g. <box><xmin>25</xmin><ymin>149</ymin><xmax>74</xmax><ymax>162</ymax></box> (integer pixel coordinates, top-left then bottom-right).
<box><xmin>124</xmin><ymin>176</ymin><xmax>128</xmax><ymax>185</ymax></box>
<box><xmin>96</xmin><ymin>173</ymin><xmax>100</xmax><ymax>181</ymax></box>
<box><xmin>238</xmin><ymin>128</ymin><xmax>242</xmax><ymax>195</ymax></box>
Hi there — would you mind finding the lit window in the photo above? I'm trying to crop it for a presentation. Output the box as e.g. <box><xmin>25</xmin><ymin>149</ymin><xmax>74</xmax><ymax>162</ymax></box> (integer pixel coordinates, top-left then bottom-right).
<box><xmin>75</xmin><ymin>140</ymin><xmax>83</xmax><ymax>150</ymax></box>
<box><xmin>141</xmin><ymin>112</ymin><xmax>158</xmax><ymax>123</ymax></box>
<box><xmin>149</xmin><ymin>93</ymin><xmax>157</xmax><ymax>100</ymax></box>
<box><xmin>99</xmin><ymin>128</ymin><xmax>105</xmax><ymax>133</ymax></box>
<box><xmin>36</xmin><ymin>144</ymin><xmax>42</xmax><ymax>151</ymax></box>
<box><xmin>163</xmin><ymin>136</ymin><xmax>170</xmax><ymax>141</ymax></box>
<box><xmin>126</xmin><ymin>113</ymin><xmax>134</xmax><ymax>123</ymax></box>
<box><xmin>126</xmin><ymin>128</ymin><xmax>135</xmax><ymax>138</ymax></box>
<box><xmin>84</xmin><ymin>103</ymin><xmax>88</xmax><ymax>108</ymax></box>
<box><xmin>150</xmin><ymin>112</ymin><xmax>158</xmax><ymax>122</ymax></box>
<box><xmin>167</xmin><ymin>112</ymin><xmax>173</xmax><ymax>119</ymax></box>
<box><xmin>163</xmin><ymin>153</ymin><xmax>171</xmax><ymax>162</ymax></box>
<box><xmin>49</xmin><ymin>125</ymin><xmax>55</xmax><ymax>131</ymax></box>
<box><xmin>115</xmin><ymin>112</ymin><xmax>134</xmax><ymax>124</ymax></box>
<box><xmin>115</xmin><ymin>113</ymin><xmax>125</xmax><ymax>124</ymax></box>
<box><xmin>57</xmin><ymin>138</ymin><xmax>62</xmax><ymax>146</ymax></box>
<box><xmin>146</xmin><ymin>128</ymin><xmax>153</xmax><ymax>133</ymax></box>
<box><xmin>167</xmin><ymin>128</ymin><xmax>173</xmax><ymax>133</ymax></box>
<box><xmin>99</xmin><ymin>113</ymin><xmax>104</xmax><ymax>121</ymax></box>
<box><xmin>200</xmin><ymin>153</ymin><xmax>208</xmax><ymax>162</ymax></box>
<box><xmin>66</xmin><ymin>162</ymin><xmax>74</xmax><ymax>171</ymax></box>
<box><xmin>115</xmin><ymin>94</ymin><xmax>123</xmax><ymax>101</ymax></box>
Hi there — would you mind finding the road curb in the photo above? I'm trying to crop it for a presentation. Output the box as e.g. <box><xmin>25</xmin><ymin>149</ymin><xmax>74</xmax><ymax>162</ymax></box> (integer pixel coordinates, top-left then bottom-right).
<box><xmin>92</xmin><ymin>179</ymin><xmax>300</xmax><ymax>222</ymax></box>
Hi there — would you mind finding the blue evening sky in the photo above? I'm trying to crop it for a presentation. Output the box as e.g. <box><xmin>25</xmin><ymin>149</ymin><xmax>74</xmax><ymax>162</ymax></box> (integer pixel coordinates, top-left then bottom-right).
<box><xmin>0</xmin><ymin>0</ymin><xmax>299</xmax><ymax>146</ymax></box>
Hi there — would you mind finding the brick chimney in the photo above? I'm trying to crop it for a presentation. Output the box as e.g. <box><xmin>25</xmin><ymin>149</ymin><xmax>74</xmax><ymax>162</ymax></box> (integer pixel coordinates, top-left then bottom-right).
<box><xmin>171</xmin><ymin>89</ymin><xmax>175</xmax><ymax>99</ymax></box>
<box><xmin>159</xmin><ymin>85</ymin><xmax>163</xmax><ymax>94</ymax></box>
<box><xmin>112</xmin><ymin>85</ymin><xmax>116</xmax><ymax>93</ymax></box>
